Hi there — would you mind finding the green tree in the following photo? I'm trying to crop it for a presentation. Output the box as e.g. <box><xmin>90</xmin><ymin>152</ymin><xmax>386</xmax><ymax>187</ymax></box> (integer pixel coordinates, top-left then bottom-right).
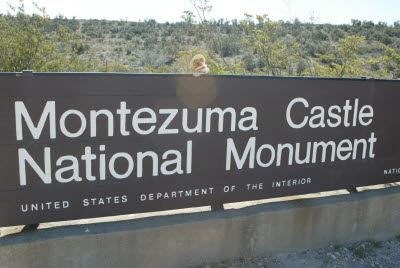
<box><xmin>181</xmin><ymin>10</ymin><xmax>197</xmax><ymax>36</ymax></box>
<box><xmin>368</xmin><ymin>45</ymin><xmax>400</xmax><ymax>79</ymax></box>
<box><xmin>306</xmin><ymin>35</ymin><xmax>365</xmax><ymax>78</ymax></box>
<box><xmin>0</xmin><ymin>2</ymin><xmax>93</xmax><ymax>72</ymax></box>
<box><xmin>189</xmin><ymin>0</ymin><xmax>236</xmax><ymax>74</ymax></box>
<box><xmin>181</xmin><ymin>11</ymin><xmax>196</xmax><ymax>25</ymax></box>
<box><xmin>98</xmin><ymin>62</ymin><xmax>131</xmax><ymax>72</ymax></box>
<box><xmin>380</xmin><ymin>45</ymin><xmax>400</xmax><ymax>79</ymax></box>
<box><xmin>144</xmin><ymin>63</ymin><xmax>170</xmax><ymax>73</ymax></box>
<box><xmin>240</xmin><ymin>14</ymin><xmax>300</xmax><ymax>76</ymax></box>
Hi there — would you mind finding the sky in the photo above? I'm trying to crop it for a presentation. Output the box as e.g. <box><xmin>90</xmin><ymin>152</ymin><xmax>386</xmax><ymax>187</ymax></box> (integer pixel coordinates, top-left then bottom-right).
<box><xmin>0</xmin><ymin>0</ymin><xmax>399</xmax><ymax>25</ymax></box>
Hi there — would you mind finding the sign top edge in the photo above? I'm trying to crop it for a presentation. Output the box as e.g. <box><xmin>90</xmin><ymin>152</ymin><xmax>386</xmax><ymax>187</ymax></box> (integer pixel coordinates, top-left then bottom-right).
<box><xmin>0</xmin><ymin>72</ymin><xmax>398</xmax><ymax>82</ymax></box>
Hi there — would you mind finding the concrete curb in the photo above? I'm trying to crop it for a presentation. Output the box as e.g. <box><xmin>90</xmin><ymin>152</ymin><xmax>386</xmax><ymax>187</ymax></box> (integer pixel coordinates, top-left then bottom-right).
<box><xmin>1</xmin><ymin>186</ymin><xmax>400</xmax><ymax>268</ymax></box>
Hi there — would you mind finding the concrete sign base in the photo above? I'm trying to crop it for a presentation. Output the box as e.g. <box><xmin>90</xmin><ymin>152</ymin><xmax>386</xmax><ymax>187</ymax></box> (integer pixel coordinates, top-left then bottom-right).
<box><xmin>1</xmin><ymin>186</ymin><xmax>400</xmax><ymax>268</ymax></box>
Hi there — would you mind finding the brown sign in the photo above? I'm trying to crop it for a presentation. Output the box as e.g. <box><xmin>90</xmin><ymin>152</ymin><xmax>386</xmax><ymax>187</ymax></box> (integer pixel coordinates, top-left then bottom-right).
<box><xmin>0</xmin><ymin>73</ymin><xmax>399</xmax><ymax>227</ymax></box>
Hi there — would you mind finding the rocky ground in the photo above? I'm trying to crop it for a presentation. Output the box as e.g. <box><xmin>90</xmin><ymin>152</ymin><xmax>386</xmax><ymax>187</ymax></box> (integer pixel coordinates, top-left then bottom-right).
<box><xmin>201</xmin><ymin>236</ymin><xmax>400</xmax><ymax>268</ymax></box>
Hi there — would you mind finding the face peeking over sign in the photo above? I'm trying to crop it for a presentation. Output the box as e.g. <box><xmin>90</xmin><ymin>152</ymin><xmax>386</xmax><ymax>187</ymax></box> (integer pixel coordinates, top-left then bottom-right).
<box><xmin>190</xmin><ymin>54</ymin><xmax>210</xmax><ymax>77</ymax></box>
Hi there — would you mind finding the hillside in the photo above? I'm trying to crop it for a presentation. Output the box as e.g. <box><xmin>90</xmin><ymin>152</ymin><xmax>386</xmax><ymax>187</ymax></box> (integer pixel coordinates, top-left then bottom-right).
<box><xmin>53</xmin><ymin>16</ymin><xmax>400</xmax><ymax>78</ymax></box>
<box><xmin>1</xmin><ymin>9</ymin><xmax>400</xmax><ymax>78</ymax></box>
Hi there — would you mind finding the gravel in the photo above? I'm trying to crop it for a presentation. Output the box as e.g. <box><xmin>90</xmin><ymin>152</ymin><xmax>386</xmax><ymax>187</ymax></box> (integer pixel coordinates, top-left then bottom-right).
<box><xmin>199</xmin><ymin>235</ymin><xmax>400</xmax><ymax>268</ymax></box>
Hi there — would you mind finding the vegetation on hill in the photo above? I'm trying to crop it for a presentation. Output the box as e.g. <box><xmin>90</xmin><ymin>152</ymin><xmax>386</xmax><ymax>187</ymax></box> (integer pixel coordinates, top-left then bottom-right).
<box><xmin>0</xmin><ymin>1</ymin><xmax>399</xmax><ymax>78</ymax></box>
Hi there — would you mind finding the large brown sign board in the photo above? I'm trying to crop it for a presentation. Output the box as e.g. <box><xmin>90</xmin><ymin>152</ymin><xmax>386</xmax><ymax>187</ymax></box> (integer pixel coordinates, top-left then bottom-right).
<box><xmin>0</xmin><ymin>73</ymin><xmax>399</xmax><ymax>227</ymax></box>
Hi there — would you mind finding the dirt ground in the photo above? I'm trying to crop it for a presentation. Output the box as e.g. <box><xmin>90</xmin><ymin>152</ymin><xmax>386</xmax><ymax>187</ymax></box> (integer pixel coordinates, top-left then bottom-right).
<box><xmin>200</xmin><ymin>236</ymin><xmax>400</xmax><ymax>268</ymax></box>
